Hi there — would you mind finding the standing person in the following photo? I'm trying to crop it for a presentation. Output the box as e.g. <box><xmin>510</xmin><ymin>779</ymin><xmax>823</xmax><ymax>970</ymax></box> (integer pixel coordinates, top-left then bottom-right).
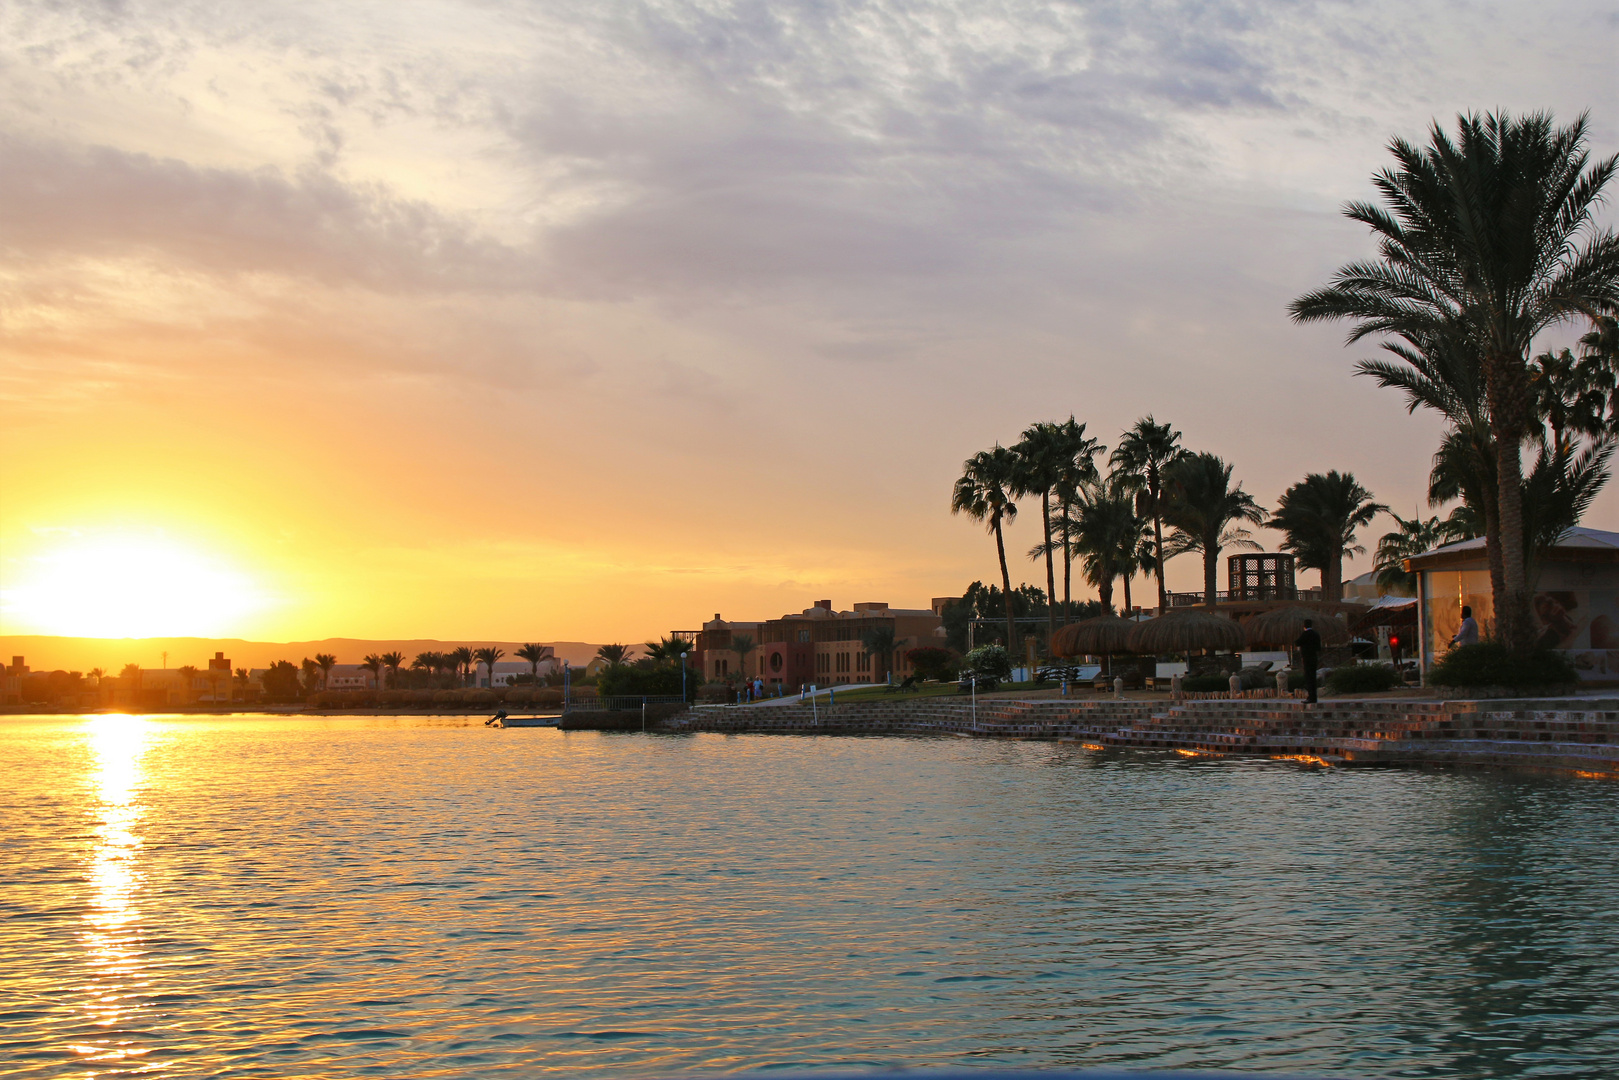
<box><xmin>1296</xmin><ymin>618</ymin><xmax>1322</xmax><ymax>705</ymax></box>
<box><xmin>1451</xmin><ymin>605</ymin><xmax>1480</xmax><ymax>649</ymax></box>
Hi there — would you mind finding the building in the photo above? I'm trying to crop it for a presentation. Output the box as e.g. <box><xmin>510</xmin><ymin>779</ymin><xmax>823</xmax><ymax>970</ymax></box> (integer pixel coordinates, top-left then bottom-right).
<box><xmin>1407</xmin><ymin>526</ymin><xmax>1619</xmax><ymax>681</ymax></box>
<box><xmin>696</xmin><ymin>600</ymin><xmax>948</xmax><ymax>688</ymax></box>
<box><xmin>480</xmin><ymin>657</ymin><xmax>557</xmax><ymax>687</ymax></box>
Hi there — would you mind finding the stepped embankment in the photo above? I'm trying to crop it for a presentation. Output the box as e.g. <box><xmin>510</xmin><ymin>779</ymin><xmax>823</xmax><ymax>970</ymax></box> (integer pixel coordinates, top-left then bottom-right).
<box><xmin>670</xmin><ymin>696</ymin><xmax>1619</xmax><ymax>777</ymax></box>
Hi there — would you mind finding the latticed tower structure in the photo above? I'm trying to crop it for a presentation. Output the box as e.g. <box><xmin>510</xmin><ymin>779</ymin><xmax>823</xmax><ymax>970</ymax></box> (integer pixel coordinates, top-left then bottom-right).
<box><xmin>1227</xmin><ymin>553</ymin><xmax>1297</xmax><ymax>601</ymax></box>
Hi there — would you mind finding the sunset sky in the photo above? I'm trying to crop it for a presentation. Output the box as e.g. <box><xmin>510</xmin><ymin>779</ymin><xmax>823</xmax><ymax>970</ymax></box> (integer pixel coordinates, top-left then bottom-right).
<box><xmin>3</xmin><ymin>0</ymin><xmax>1616</xmax><ymax>645</ymax></box>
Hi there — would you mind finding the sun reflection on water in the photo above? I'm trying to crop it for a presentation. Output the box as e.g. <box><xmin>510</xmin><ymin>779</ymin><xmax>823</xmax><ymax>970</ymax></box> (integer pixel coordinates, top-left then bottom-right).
<box><xmin>78</xmin><ymin>715</ymin><xmax>156</xmax><ymax>1070</ymax></box>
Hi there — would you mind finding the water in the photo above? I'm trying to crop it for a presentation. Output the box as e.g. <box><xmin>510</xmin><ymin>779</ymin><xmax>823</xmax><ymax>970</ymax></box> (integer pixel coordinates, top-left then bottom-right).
<box><xmin>2</xmin><ymin>715</ymin><xmax>1617</xmax><ymax>1079</ymax></box>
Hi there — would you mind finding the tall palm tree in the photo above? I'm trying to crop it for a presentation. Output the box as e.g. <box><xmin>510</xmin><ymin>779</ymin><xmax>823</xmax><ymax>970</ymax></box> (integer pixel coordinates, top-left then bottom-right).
<box><xmin>472</xmin><ymin>647</ymin><xmax>504</xmax><ymax>688</ymax></box>
<box><xmin>380</xmin><ymin>651</ymin><xmax>405</xmax><ymax>689</ymax></box>
<box><xmin>952</xmin><ymin>445</ymin><xmax>1021</xmax><ymax>653</ymax></box>
<box><xmin>595</xmin><ymin>643</ymin><xmax>630</xmax><ymax>667</ymax></box>
<box><xmin>1268</xmin><ymin>472</ymin><xmax>1388</xmax><ymax>601</ymax></box>
<box><xmin>359</xmin><ymin>654</ymin><xmax>382</xmax><ymax>689</ymax></box>
<box><xmin>1162</xmin><ymin>453</ymin><xmax>1266</xmax><ymax>606</ymax></box>
<box><xmin>1292</xmin><ymin>110</ymin><xmax>1619</xmax><ymax>653</ymax></box>
<box><xmin>1010</xmin><ymin>422</ymin><xmax>1064</xmax><ymax>648</ymax></box>
<box><xmin>1528</xmin><ymin>347</ymin><xmax>1609</xmax><ymax>458</ymax></box>
<box><xmin>448</xmin><ymin>646</ymin><xmax>474</xmax><ymax>685</ymax></box>
<box><xmin>727</xmin><ymin>634</ymin><xmax>755</xmax><ymax>680</ymax></box>
<box><xmin>314</xmin><ymin>652</ymin><xmax>337</xmax><ymax>689</ymax></box>
<box><xmin>1071</xmin><ymin>478</ymin><xmax>1149</xmax><ymax>615</ymax></box>
<box><xmin>1110</xmin><ymin>416</ymin><xmax>1188</xmax><ymax>611</ymax></box>
<box><xmin>412</xmin><ymin>651</ymin><xmax>439</xmax><ymax>677</ymax></box>
<box><xmin>516</xmin><ymin>643</ymin><xmax>548</xmax><ymax>682</ymax></box>
<box><xmin>1050</xmin><ymin>417</ymin><xmax>1104</xmax><ymax>623</ymax></box>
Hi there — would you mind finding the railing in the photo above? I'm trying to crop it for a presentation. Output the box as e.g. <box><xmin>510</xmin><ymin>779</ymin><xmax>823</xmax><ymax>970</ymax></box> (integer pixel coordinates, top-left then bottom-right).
<box><xmin>1167</xmin><ymin>588</ymin><xmax>1324</xmax><ymax>607</ymax></box>
<box><xmin>567</xmin><ymin>694</ymin><xmax>686</xmax><ymax>712</ymax></box>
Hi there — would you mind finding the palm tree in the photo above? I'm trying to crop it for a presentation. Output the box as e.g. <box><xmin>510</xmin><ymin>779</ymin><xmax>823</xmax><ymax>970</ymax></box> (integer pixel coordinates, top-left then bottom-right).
<box><xmin>359</xmin><ymin>654</ymin><xmax>382</xmax><ymax>689</ymax></box>
<box><xmin>1161</xmin><ymin>453</ymin><xmax>1266</xmax><ymax>606</ymax></box>
<box><xmin>1375</xmin><ymin>513</ymin><xmax>1458</xmax><ymax>594</ymax></box>
<box><xmin>516</xmin><ymin>643</ymin><xmax>548</xmax><ymax>682</ymax></box>
<box><xmin>87</xmin><ymin>667</ymin><xmax>105</xmax><ymax>682</ymax></box>
<box><xmin>951</xmin><ymin>445</ymin><xmax>1021</xmax><ymax>655</ymax></box>
<box><xmin>1292</xmin><ymin>111</ymin><xmax>1619</xmax><ymax>653</ymax></box>
<box><xmin>1528</xmin><ymin>347</ymin><xmax>1610</xmax><ymax>458</ymax></box>
<box><xmin>1012</xmin><ymin>419</ymin><xmax>1101</xmax><ymax>646</ymax></box>
<box><xmin>859</xmin><ymin>625</ymin><xmax>897</xmax><ymax>683</ymax></box>
<box><xmin>177</xmin><ymin>665</ymin><xmax>200</xmax><ymax>700</ymax></box>
<box><xmin>472</xmin><ymin>647</ymin><xmax>504</xmax><ymax>688</ymax></box>
<box><xmin>727</xmin><ymin>634</ymin><xmax>755</xmax><ymax>680</ymax></box>
<box><xmin>595</xmin><ymin>644</ymin><xmax>630</xmax><ymax>667</ymax></box>
<box><xmin>1070</xmin><ymin>478</ymin><xmax>1151</xmax><ymax>615</ymax></box>
<box><xmin>1268</xmin><ymin>472</ymin><xmax>1388</xmax><ymax>601</ymax></box>
<box><xmin>380</xmin><ymin>651</ymin><xmax>405</xmax><ymax>689</ymax></box>
<box><xmin>1110</xmin><ymin>416</ymin><xmax>1188</xmax><ymax>611</ymax></box>
<box><xmin>448</xmin><ymin>646</ymin><xmax>474</xmax><ymax>685</ymax></box>
<box><xmin>412</xmin><ymin>652</ymin><xmax>439</xmax><ymax>678</ymax></box>
<box><xmin>314</xmin><ymin>652</ymin><xmax>337</xmax><ymax>689</ymax></box>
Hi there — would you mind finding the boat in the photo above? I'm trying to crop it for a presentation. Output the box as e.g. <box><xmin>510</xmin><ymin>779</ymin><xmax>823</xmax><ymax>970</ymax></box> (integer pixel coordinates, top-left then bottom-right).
<box><xmin>487</xmin><ymin>711</ymin><xmax>561</xmax><ymax>728</ymax></box>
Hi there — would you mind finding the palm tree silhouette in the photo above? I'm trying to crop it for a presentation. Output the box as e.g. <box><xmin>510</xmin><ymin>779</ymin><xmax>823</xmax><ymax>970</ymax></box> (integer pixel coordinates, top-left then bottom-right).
<box><xmin>952</xmin><ymin>445</ymin><xmax>1020</xmax><ymax>651</ymax></box>
<box><xmin>1162</xmin><ymin>453</ymin><xmax>1266</xmax><ymax>606</ymax></box>
<box><xmin>1070</xmin><ymin>477</ymin><xmax>1150</xmax><ymax>614</ymax></box>
<box><xmin>1012</xmin><ymin>420</ymin><xmax>1100</xmax><ymax>648</ymax></box>
<box><xmin>1111</xmin><ymin>417</ymin><xmax>1188</xmax><ymax>611</ymax></box>
<box><xmin>380</xmin><ymin>651</ymin><xmax>405</xmax><ymax>689</ymax></box>
<box><xmin>727</xmin><ymin>634</ymin><xmax>755</xmax><ymax>680</ymax></box>
<box><xmin>1270</xmin><ymin>472</ymin><xmax>1388</xmax><ymax>601</ymax></box>
<box><xmin>595</xmin><ymin>643</ymin><xmax>630</xmax><ymax>667</ymax></box>
<box><xmin>449</xmin><ymin>647</ymin><xmax>474</xmax><ymax>685</ymax></box>
<box><xmin>1292</xmin><ymin>111</ymin><xmax>1619</xmax><ymax>652</ymax></box>
<box><xmin>516</xmin><ymin>643</ymin><xmax>548</xmax><ymax>682</ymax></box>
<box><xmin>314</xmin><ymin>653</ymin><xmax>337</xmax><ymax>689</ymax></box>
<box><xmin>472</xmin><ymin>647</ymin><xmax>505</xmax><ymax>688</ymax></box>
<box><xmin>360</xmin><ymin>654</ymin><xmax>383</xmax><ymax>689</ymax></box>
<box><xmin>859</xmin><ymin>625</ymin><xmax>897</xmax><ymax>683</ymax></box>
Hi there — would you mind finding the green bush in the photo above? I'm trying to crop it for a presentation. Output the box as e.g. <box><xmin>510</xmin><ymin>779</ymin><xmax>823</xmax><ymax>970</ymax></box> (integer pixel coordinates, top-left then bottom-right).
<box><xmin>904</xmin><ymin>646</ymin><xmax>958</xmax><ymax>682</ymax></box>
<box><xmin>1428</xmin><ymin>643</ymin><xmax>1578</xmax><ymax>689</ymax></box>
<box><xmin>1324</xmin><ymin>664</ymin><xmax>1403</xmax><ymax>694</ymax></box>
<box><xmin>962</xmin><ymin>644</ymin><xmax>1012</xmax><ymax>682</ymax></box>
<box><xmin>596</xmin><ymin>663</ymin><xmax>701</xmax><ymax>701</ymax></box>
<box><xmin>1181</xmin><ymin>674</ymin><xmax>1231</xmax><ymax>693</ymax></box>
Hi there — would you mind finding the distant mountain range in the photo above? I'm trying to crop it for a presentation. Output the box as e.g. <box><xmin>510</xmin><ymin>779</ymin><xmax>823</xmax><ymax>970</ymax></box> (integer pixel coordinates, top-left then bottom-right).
<box><xmin>1</xmin><ymin>635</ymin><xmax>614</xmax><ymax>673</ymax></box>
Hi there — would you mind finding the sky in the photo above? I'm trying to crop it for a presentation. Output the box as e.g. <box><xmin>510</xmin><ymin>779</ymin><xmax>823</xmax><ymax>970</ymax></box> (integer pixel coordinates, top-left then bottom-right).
<box><xmin>2</xmin><ymin>0</ymin><xmax>1616</xmax><ymax>645</ymax></box>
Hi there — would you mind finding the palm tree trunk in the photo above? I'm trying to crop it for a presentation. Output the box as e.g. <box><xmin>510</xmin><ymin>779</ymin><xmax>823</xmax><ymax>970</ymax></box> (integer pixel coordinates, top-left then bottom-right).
<box><xmin>1326</xmin><ymin>557</ymin><xmax>1342</xmax><ymax>603</ymax></box>
<box><xmin>1486</xmin><ymin>352</ymin><xmax>1535</xmax><ymax>654</ymax></box>
<box><xmin>1483</xmin><ymin>488</ymin><xmax>1505</xmax><ymax>633</ymax></box>
<box><xmin>1122</xmin><ymin>570</ymin><xmax>1133</xmax><ymax>613</ymax></box>
<box><xmin>994</xmin><ymin>516</ymin><xmax>1017</xmax><ymax>655</ymax></box>
<box><xmin>1041</xmin><ymin>493</ymin><xmax>1057</xmax><ymax>651</ymax></box>
<box><xmin>1098</xmin><ymin>577</ymin><xmax>1114</xmax><ymax>615</ymax></box>
<box><xmin>1203</xmin><ymin>544</ymin><xmax>1218</xmax><ymax>607</ymax></box>
<box><xmin>1063</xmin><ymin>545</ymin><xmax>1072</xmax><ymax>624</ymax></box>
<box><xmin>1151</xmin><ymin>474</ymin><xmax>1168</xmax><ymax>610</ymax></box>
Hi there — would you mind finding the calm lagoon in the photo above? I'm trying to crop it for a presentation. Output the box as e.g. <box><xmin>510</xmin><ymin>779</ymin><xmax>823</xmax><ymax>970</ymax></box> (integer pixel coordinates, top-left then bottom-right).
<box><xmin>3</xmin><ymin>714</ymin><xmax>1617</xmax><ymax>1078</ymax></box>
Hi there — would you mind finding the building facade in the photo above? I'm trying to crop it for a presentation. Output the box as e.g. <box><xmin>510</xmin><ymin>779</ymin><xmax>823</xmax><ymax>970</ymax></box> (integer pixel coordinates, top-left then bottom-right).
<box><xmin>696</xmin><ymin>600</ymin><xmax>948</xmax><ymax>688</ymax></box>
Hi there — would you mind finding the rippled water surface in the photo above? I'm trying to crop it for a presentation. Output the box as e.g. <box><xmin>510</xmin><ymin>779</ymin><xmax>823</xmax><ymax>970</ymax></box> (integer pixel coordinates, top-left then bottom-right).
<box><xmin>4</xmin><ymin>715</ymin><xmax>1618</xmax><ymax>1079</ymax></box>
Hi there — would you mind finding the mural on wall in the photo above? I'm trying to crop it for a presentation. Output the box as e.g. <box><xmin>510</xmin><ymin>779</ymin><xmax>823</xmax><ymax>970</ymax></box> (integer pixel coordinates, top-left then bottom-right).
<box><xmin>1531</xmin><ymin>588</ymin><xmax>1619</xmax><ymax>678</ymax></box>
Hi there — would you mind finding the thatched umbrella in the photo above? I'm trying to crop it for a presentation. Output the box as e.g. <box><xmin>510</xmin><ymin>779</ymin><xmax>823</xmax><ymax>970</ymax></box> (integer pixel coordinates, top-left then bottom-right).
<box><xmin>1126</xmin><ymin>610</ymin><xmax>1246</xmax><ymax>654</ymax></box>
<box><xmin>1050</xmin><ymin>615</ymin><xmax>1135</xmax><ymax>658</ymax></box>
<box><xmin>1243</xmin><ymin>606</ymin><xmax>1350</xmax><ymax>648</ymax></box>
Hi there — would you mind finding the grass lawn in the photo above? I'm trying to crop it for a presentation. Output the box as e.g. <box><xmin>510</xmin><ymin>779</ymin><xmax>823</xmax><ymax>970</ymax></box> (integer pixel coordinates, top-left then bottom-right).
<box><xmin>808</xmin><ymin>680</ymin><xmax>1163</xmax><ymax>704</ymax></box>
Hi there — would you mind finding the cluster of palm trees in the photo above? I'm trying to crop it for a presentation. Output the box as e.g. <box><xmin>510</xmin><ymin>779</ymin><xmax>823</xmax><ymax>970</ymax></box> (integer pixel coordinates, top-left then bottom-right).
<box><xmin>592</xmin><ymin>635</ymin><xmax>696</xmax><ymax>671</ymax></box>
<box><xmin>953</xmin><ymin>417</ymin><xmax>1392</xmax><ymax>648</ymax></box>
<box><xmin>1293</xmin><ymin>110</ymin><xmax>1619</xmax><ymax>655</ymax></box>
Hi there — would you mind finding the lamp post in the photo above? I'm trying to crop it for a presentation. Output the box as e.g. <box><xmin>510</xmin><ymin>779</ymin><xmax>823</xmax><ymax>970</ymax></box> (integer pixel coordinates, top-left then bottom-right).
<box><xmin>681</xmin><ymin>651</ymin><xmax>689</xmax><ymax>703</ymax></box>
<box><xmin>563</xmin><ymin>661</ymin><xmax>570</xmax><ymax>711</ymax></box>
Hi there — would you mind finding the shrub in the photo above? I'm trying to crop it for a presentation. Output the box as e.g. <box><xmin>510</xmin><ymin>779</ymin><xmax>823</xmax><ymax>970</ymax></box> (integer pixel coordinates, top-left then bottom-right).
<box><xmin>433</xmin><ymin>689</ymin><xmax>463</xmax><ymax>705</ymax></box>
<box><xmin>1324</xmin><ymin>663</ymin><xmax>1403</xmax><ymax>694</ymax></box>
<box><xmin>467</xmin><ymin>690</ymin><xmax>496</xmax><ymax>705</ymax></box>
<box><xmin>905</xmin><ymin>646</ymin><xmax>958</xmax><ymax>682</ymax></box>
<box><xmin>411</xmin><ymin>689</ymin><xmax>436</xmax><ymax>706</ymax></box>
<box><xmin>698</xmin><ymin>683</ymin><xmax>731</xmax><ymax>704</ymax></box>
<box><xmin>533</xmin><ymin>688</ymin><xmax>563</xmax><ymax>708</ymax></box>
<box><xmin>962</xmin><ymin>644</ymin><xmax>1012</xmax><ymax>682</ymax></box>
<box><xmin>1428</xmin><ymin>643</ymin><xmax>1578</xmax><ymax>689</ymax></box>
<box><xmin>596</xmin><ymin>663</ymin><xmax>700</xmax><ymax>701</ymax></box>
<box><xmin>505</xmin><ymin>687</ymin><xmax>532</xmax><ymax>706</ymax></box>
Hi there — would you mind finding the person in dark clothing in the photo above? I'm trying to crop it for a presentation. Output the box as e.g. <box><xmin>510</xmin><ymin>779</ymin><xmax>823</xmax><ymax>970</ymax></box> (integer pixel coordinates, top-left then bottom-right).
<box><xmin>1296</xmin><ymin>618</ymin><xmax>1322</xmax><ymax>704</ymax></box>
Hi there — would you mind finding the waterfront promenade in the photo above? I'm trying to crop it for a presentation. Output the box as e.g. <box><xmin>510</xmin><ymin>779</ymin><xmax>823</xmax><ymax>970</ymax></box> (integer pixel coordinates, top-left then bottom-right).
<box><xmin>671</xmin><ymin>696</ymin><xmax>1619</xmax><ymax>777</ymax></box>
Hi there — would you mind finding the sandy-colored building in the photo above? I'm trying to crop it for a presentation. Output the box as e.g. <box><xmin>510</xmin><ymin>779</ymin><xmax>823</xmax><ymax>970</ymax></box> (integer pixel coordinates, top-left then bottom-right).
<box><xmin>696</xmin><ymin>600</ymin><xmax>948</xmax><ymax>688</ymax></box>
<box><xmin>1408</xmin><ymin>526</ymin><xmax>1619</xmax><ymax>681</ymax></box>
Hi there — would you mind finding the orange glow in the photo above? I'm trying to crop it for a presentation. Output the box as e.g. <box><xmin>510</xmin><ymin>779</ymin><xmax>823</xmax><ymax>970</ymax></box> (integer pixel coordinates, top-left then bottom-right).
<box><xmin>3</xmin><ymin>531</ymin><xmax>270</xmax><ymax>638</ymax></box>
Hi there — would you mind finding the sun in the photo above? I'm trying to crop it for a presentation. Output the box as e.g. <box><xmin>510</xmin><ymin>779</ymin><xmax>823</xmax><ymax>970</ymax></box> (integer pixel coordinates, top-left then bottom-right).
<box><xmin>2</xmin><ymin>532</ymin><xmax>270</xmax><ymax>638</ymax></box>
